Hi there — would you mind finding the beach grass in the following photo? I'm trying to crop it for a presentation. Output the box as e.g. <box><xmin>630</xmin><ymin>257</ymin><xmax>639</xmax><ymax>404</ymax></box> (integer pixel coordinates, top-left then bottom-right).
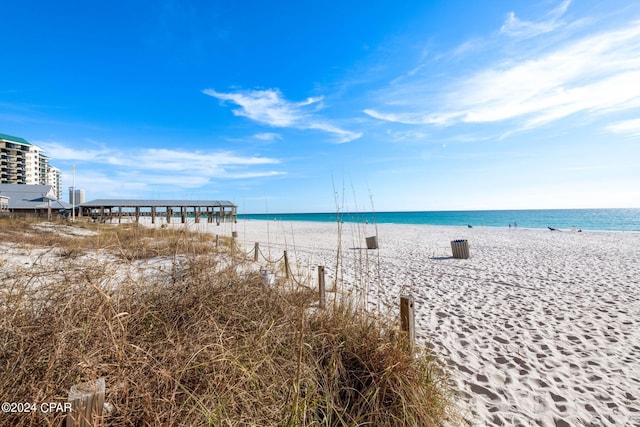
<box><xmin>0</xmin><ymin>217</ymin><xmax>457</xmax><ymax>426</ymax></box>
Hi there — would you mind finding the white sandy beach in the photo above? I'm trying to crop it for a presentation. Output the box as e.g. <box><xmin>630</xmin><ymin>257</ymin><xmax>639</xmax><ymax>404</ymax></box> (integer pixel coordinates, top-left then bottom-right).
<box><xmin>156</xmin><ymin>218</ymin><xmax>640</xmax><ymax>426</ymax></box>
<box><xmin>4</xmin><ymin>217</ymin><xmax>637</xmax><ymax>425</ymax></box>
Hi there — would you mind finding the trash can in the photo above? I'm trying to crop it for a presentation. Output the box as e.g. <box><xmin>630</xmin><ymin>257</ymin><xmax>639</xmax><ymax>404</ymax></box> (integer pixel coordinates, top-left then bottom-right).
<box><xmin>366</xmin><ymin>236</ymin><xmax>378</xmax><ymax>249</ymax></box>
<box><xmin>451</xmin><ymin>239</ymin><xmax>470</xmax><ymax>259</ymax></box>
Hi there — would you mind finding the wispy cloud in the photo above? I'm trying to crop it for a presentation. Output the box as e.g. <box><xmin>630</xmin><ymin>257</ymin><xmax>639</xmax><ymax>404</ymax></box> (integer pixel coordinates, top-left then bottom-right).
<box><xmin>253</xmin><ymin>132</ymin><xmax>282</xmax><ymax>141</ymax></box>
<box><xmin>365</xmin><ymin>10</ymin><xmax>640</xmax><ymax>133</ymax></box>
<box><xmin>605</xmin><ymin>118</ymin><xmax>640</xmax><ymax>136</ymax></box>
<box><xmin>37</xmin><ymin>141</ymin><xmax>284</xmax><ymax>187</ymax></box>
<box><xmin>203</xmin><ymin>88</ymin><xmax>362</xmax><ymax>143</ymax></box>
<box><xmin>500</xmin><ymin>0</ymin><xmax>571</xmax><ymax>38</ymax></box>
<box><xmin>36</xmin><ymin>141</ymin><xmax>110</xmax><ymax>161</ymax></box>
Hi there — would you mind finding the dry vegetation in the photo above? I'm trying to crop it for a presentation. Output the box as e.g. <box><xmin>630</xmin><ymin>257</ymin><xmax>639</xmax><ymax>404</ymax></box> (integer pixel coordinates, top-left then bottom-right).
<box><xmin>0</xmin><ymin>217</ymin><xmax>457</xmax><ymax>426</ymax></box>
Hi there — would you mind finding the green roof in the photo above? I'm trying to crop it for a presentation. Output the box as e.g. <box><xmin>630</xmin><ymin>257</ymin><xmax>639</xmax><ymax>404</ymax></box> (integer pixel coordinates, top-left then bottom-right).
<box><xmin>0</xmin><ymin>132</ymin><xmax>32</xmax><ymax>146</ymax></box>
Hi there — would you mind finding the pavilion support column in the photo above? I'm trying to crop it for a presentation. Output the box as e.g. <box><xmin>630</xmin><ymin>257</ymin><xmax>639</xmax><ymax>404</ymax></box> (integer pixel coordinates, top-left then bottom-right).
<box><xmin>118</xmin><ymin>206</ymin><xmax>122</xmax><ymax>224</ymax></box>
<box><xmin>100</xmin><ymin>207</ymin><xmax>104</xmax><ymax>222</ymax></box>
<box><xmin>181</xmin><ymin>207</ymin><xmax>185</xmax><ymax>224</ymax></box>
<box><xmin>135</xmin><ymin>206</ymin><xmax>140</xmax><ymax>223</ymax></box>
<box><xmin>151</xmin><ymin>207</ymin><xmax>156</xmax><ymax>224</ymax></box>
<box><xmin>166</xmin><ymin>207</ymin><xmax>171</xmax><ymax>224</ymax></box>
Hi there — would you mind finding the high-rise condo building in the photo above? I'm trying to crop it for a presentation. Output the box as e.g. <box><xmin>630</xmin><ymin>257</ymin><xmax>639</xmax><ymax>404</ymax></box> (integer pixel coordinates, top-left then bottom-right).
<box><xmin>0</xmin><ymin>133</ymin><xmax>62</xmax><ymax>199</ymax></box>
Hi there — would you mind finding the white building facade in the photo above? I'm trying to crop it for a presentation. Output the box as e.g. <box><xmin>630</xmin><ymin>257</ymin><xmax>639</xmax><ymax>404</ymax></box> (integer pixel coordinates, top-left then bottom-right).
<box><xmin>1</xmin><ymin>133</ymin><xmax>62</xmax><ymax>198</ymax></box>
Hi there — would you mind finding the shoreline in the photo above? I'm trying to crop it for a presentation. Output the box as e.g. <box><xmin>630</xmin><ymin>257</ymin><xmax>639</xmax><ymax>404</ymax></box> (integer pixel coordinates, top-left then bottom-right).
<box><xmin>235</xmin><ymin>207</ymin><xmax>640</xmax><ymax>233</ymax></box>
<box><xmin>147</xmin><ymin>218</ymin><xmax>640</xmax><ymax>426</ymax></box>
<box><xmin>239</xmin><ymin>218</ymin><xmax>637</xmax><ymax>234</ymax></box>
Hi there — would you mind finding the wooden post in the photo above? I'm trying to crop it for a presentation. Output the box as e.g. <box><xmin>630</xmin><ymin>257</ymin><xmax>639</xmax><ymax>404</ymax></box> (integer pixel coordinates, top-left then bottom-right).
<box><xmin>118</xmin><ymin>206</ymin><xmax>122</xmax><ymax>224</ymax></box>
<box><xmin>318</xmin><ymin>266</ymin><xmax>326</xmax><ymax>309</ymax></box>
<box><xmin>400</xmin><ymin>295</ymin><xmax>415</xmax><ymax>353</ymax></box>
<box><xmin>66</xmin><ymin>378</ymin><xmax>105</xmax><ymax>427</ymax></box>
<box><xmin>254</xmin><ymin>242</ymin><xmax>259</xmax><ymax>262</ymax></box>
<box><xmin>284</xmin><ymin>250</ymin><xmax>289</xmax><ymax>279</ymax></box>
<box><xmin>135</xmin><ymin>206</ymin><xmax>140</xmax><ymax>223</ymax></box>
<box><xmin>181</xmin><ymin>207</ymin><xmax>185</xmax><ymax>224</ymax></box>
<box><xmin>215</xmin><ymin>234</ymin><xmax>219</xmax><ymax>248</ymax></box>
<box><xmin>151</xmin><ymin>206</ymin><xmax>155</xmax><ymax>224</ymax></box>
<box><xmin>166</xmin><ymin>207</ymin><xmax>171</xmax><ymax>224</ymax></box>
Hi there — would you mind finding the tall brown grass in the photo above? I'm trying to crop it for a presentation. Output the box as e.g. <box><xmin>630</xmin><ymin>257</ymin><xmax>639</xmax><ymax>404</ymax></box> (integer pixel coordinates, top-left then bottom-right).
<box><xmin>0</xmin><ymin>218</ymin><xmax>457</xmax><ymax>426</ymax></box>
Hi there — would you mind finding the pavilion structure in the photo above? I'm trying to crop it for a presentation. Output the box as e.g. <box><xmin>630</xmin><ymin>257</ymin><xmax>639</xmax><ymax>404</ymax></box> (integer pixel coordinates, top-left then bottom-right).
<box><xmin>79</xmin><ymin>199</ymin><xmax>237</xmax><ymax>224</ymax></box>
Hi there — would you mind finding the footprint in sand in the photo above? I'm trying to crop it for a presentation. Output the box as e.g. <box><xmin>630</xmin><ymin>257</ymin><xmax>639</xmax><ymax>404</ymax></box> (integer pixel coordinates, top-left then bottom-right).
<box><xmin>493</xmin><ymin>335</ymin><xmax>509</xmax><ymax>344</ymax></box>
<box><xmin>470</xmin><ymin>383</ymin><xmax>501</xmax><ymax>402</ymax></box>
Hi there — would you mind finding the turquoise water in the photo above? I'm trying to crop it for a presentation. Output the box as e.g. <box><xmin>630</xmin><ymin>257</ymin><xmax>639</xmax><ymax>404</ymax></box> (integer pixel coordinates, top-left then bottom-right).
<box><xmin>237</xmin><ymin>209</ymin><xmax>640</xmax><ymax>232</ymax></box>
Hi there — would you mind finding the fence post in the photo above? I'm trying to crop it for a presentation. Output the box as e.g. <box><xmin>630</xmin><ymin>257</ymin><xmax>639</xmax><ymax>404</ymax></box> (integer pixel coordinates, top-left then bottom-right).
<box><xmin>215</xmin><ymin>234</ymin><xmax>219</xmax><ymax>248</ymax></box>
<box><xmin>284</xmin><ymin>250</ymin><xmax>289</xmax><ymax>279</ymax></box>
<box><xmin>66</xmin><ymin>378</ymin><xmax>105</xmax><ymax>427</ymax></box>
<box><xmin>318</xmin><ymin>266</ymin><xmax>326</xmax><ymax>309</ymax></box>
<box><xmin>400</xmin><ymin>295</ymin><xmax>415</xmax><ymax>353</ymax></box>
<box><xmin>254</xmin><ymin>242</ymin><xmax>259</xmax><ymax>262</ymax></box>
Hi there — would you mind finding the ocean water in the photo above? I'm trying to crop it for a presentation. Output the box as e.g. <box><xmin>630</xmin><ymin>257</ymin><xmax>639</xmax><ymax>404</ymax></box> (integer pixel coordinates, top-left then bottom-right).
<box><xmin>237</xmin><ymin>209</ymin><xmax>640</xmax><ymax>232</ymax></box>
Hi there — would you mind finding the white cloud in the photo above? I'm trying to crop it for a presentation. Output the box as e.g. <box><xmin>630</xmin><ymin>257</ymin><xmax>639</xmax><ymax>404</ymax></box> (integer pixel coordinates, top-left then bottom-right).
<box><xmin>203</xmin><ymin>88</ymin><xmax>362</xmax><ymax>143</ymax></box>
<box><xmin>500</xmin><ymin>0</ymin><xmax>571</xmax><ymax>38</ymax></box>
<box><xmin>253</xmin><ymin>132</ymin><xmax>282</xmax><ymax>141</ymax></box>
<box><xmin>605</xmin><ymin>118</ymin><xmax>640</xmax><ymax>136</ymax></box>
<box><xmin>363</xmin><ymin>109</ymin><xmax>454</xmax><ymax>126</ymax></box>
<box><xmin>41</xmin><ymin>142</ymin><xmax>283</xmax><ymax>191</ymax></box>
<box><xmin>366</xmin><ymin>17</ymin><xmax>640</xmax><ymax>133</ymax></box>
<box><xmin>35</xmin><ymin>141</ymin><xmax>110</xmax><ymax>161</ymax></box>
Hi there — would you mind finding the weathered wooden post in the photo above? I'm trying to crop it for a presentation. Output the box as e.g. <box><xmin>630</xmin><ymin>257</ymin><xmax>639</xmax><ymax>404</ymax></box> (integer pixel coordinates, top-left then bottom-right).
<box><xmin>66</xmin><ymin>378</ymin><xmax>105</xmax><ymax>427</ymax></box>
<box><xmin>318</xmin><ymin>266</ymin><xmax>326</xmax><ymax>309</ymax></box>
<box><xmin>151</xmin><ymin>206</ymin><xmax>156</xmax><ymax>224</ymax></box>
<box><xmin>400</xmin><ymin>295</ymin><xmax>415</xmax><ymax>353</ymax></box>
<box><xmin>254</xmin><ymin>242</ymin><xmax>259</xmax><ymax>262</ymax></box>
<box><xmin>215</xmin><ymin>234</ymin><xmax>219</xmax><ymax>248</ymax></box>
<box><xmin>283</xmin><ymin>250</ymin><xmax>290</xmax><ymax>279</ymax></box>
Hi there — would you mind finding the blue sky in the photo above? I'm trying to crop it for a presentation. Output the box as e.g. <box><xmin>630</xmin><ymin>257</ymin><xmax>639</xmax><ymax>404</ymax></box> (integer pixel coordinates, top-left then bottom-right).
<box><xmin>1</xmin><ymin>0</ymin><xmax>639</xmax><ymax>213</ymax></box>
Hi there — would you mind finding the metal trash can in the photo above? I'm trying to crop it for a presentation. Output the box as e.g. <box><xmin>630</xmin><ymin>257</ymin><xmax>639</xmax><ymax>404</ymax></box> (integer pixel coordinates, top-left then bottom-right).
<box><xmin>451</xmin><ymin>239</ymin><xmax>470</xmax><ymax>259</ymax></box>
<box><xmin>366</xmin><ymin>236</ymin><xmax>378</xmax><ymax>249</ymax></box>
